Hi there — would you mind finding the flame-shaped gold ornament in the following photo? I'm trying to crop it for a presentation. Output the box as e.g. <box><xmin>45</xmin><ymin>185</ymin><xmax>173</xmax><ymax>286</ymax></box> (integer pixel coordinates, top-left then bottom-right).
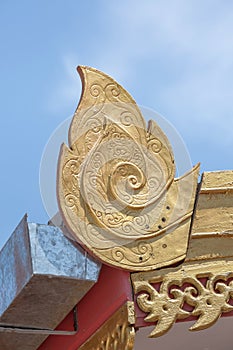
<box><xmin>57</xmin><ymin>66</ymin><xmax>200</xmax><ymax>271</ymax></box>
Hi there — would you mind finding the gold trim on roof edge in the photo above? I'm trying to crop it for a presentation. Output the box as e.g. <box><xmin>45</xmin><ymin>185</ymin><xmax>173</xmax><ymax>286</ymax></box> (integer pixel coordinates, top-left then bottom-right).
<box><xmin>132</xmin><ymin>259</ymin><xmax>233</xmax><ymax>338</ymax></box>
<box><xmin>79</xmin><ymin>302</ymin><xmax>135</xmax><ymax>350</ymax></box>
<box><xmin>57</xmin><ymin>66</ymin><xmax>200</xmax><ymax>271</ymax></box>
<box><xmin>132</xmin><ymin>170</ymin><xmax>233</xmax><ymax>338</ymax></box>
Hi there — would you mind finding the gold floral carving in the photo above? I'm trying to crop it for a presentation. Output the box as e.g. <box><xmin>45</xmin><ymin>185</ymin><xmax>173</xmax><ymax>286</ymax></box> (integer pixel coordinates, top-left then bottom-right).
<box><xmin>132</xmin><ymin>170</ymin><xmax>233</xmax><ymax>337</ymax></box>
<box><xmin>132</xmin><ymin>260</ymin><xmax>233</xmax><ymax>337</ymax></box>
<box><xmin>57</xmin><ymin>66</ymin><xmax>200</xmax><ymax>271</ymax></box>
<box><xmin>79</xmin><ymin>302</ymin><xmax>135</xmax><ymax>350</ymax></box>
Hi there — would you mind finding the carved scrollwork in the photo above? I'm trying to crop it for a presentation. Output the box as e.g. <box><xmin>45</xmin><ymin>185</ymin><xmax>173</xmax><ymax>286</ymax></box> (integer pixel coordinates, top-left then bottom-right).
<box><xmin>57</xmin><ymin>66</ymin><xmax>200</xmax><ymax>270</ymax></box>
<box><xmin>94</xmin><ymin>325</ymin><xmax>135</xmax><ymax>350</ymax></box>
<box><xmin>79</xmin><ymin>302</ymin><xmax>135</xmax><ymax>350</ymax></box>
<box><xmin>132</xmin><ymin>260</ymin><xmax>233</xmax><ymax>337</ymax></box>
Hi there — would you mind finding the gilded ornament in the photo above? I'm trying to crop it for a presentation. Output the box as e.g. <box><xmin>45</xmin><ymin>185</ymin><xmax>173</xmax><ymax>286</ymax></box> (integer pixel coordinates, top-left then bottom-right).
<box><xmin>79</xmin><ymin>302</ymin><xmax>135</xmax><ymax>350</ymax></box>
<box><xmin>57</xmin><ymin>66</ymin><xmax>200</xmax><ymax>271</ymax></box>
<box><xmin>132</xmin><ymin>170</ymin><xmax>233</xmax><ymax>337</ymax></box>
<box><xmin>132</xmin><ymin>260</ymin><xmax>233</xmax><ymax>337</ymax></box>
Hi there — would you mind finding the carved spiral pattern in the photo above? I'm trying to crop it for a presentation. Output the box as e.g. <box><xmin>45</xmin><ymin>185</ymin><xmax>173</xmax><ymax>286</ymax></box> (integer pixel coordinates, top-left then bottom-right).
<box><xmin>79</xmin><ymin>120</ymin><xmax>170</xmax><ymax>243</ymax></box>
<box><xmin>58</xmin><ymin>66</ymin><xmax>199</xmax><ymax>270</ymax></box>
<box><xmin>90</xmin><ymin>83</ymin><xmax>103</xmax><ymax>97</ymax></box>
<box><xmin>105</xmin><ymin>83</ymin><xmax>121</xmax><ymax>100</ymax></box>
<box><xmin>111</xmin><ymin>241</ymin><xmax>153</xmax><ymax>264</ymax></box>
<box><xmin>110</xmin><ymin>162</ymin><xmax>146</xmax><ymax>207</ymax></box>
<box><xmin>147</xmin><ymin>137</ymin><xmax>162</xmax><ymax>153</ymax></box>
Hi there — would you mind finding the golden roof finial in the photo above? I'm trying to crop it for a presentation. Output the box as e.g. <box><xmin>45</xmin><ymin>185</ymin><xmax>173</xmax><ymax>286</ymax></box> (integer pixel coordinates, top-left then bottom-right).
<box><xmin>57</xmin><ymin>66</ymin><xmax>200</xmax><ymax>271</ymax></box>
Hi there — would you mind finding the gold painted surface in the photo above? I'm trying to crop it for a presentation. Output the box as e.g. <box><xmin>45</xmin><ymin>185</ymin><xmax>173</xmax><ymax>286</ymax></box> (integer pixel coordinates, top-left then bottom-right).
<box><xmin>57</xmin><ymin>66</ymin><xmax>200</xmax><ymax>271</ymax></box>
<box><xmin>189</xmin><ymin>170</ymin><xmax>233</xmax><ymax>261</ymax></box>
<box><xmin>132</xmin><ymin>260</ymin><xmax>233</xmax><ymax>338</ymax></box>
<box><xmin>132</xmin><ymin>170</ymin><xmax>233</xmax><ymax>338</ymax></box>
<box><xmin>192</xmin><ymin>171</ymin><xmax>233</xmax><ymax>236</ymax></box>
<box><xmin>79</xmin><ymin>302</ymin><xmax>135</xmax><ymax>350</ymax></box>
<box><xmin>200</xmin><ymin>170</ymin><xmax>233</xmax><ymax>193</ymax></box>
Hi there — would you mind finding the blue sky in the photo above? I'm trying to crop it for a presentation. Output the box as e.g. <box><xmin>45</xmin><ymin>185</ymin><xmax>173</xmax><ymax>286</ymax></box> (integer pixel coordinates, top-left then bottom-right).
<box><xmin>0</xmin><ymin>0</ymin><xmax>233</xmax><ymax>248</ymax></box>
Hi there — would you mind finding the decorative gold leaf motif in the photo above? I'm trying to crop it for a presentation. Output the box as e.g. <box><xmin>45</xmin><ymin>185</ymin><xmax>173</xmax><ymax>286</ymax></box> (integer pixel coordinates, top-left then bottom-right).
<box><xmin>132</xmin><ymin>260</ymin><xmax>233</xmax><ymax>337</ymax></box>
<box><xmin>79</xmin><ymin>302</ymin><xmax>135</xmax><ymax>350</ymax></box>
<box><xmin>57</xmin><ymin>66</ymin><xmax>200</xmax><ymax>271</ymax></box>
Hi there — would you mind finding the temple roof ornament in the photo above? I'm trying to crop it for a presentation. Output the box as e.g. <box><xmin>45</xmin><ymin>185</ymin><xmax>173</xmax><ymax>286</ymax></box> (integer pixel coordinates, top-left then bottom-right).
<box><xmin>57</xmin><ymin>66</ymin><xmax>200</xmax><ymax>271</ymax></box>
<box><xmin>1</xmin><ymin>66</ymin><xmax>233</xmax><ymax>349</ymax></box>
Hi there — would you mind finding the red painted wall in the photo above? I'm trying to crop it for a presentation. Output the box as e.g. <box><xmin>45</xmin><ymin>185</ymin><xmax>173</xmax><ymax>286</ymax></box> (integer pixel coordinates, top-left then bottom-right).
<box><xmin>38</xmin><ymin>264</ymin><xmax>132</xmax><ymax>349</ymax></box>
